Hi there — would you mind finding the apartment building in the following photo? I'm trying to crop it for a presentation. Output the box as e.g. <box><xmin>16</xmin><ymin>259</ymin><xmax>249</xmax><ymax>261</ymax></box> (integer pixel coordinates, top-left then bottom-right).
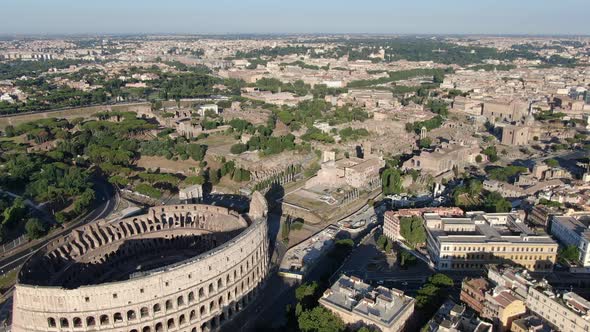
<box><xmin>319</xmin><ymin>275</ymin><xmax>415</xmax><ymax>332</ymax></box>
<box><xmin>460</xmin><ymin>277</ymin><xmax>490</xmax><ymax>313</ymax></box>
<box><xmin>482</xmin><ymin>288</ymin><xmax>526</xmax><ymax>332</ymax></box>
<box><xmin>526</xmin><ymin>285</ymin><xmax>590</xmax><ymax>332</ymax></box>
<box><xmin>461</xmin><ymin>266</ymin><xmax>532</xmax><ymax>331</ymax></box>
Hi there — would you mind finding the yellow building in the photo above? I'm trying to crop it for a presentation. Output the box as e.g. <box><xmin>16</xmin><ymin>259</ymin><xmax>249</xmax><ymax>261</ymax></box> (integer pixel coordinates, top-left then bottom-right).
<box><xmin>483</xmin><ymin>289</ymin><xmax>526</xmax><ymax>331</ymax></box>
<box><xmin>425</xmin><ymin>212</ymin><xmax>558</xmax><ymax>272</ymax></box>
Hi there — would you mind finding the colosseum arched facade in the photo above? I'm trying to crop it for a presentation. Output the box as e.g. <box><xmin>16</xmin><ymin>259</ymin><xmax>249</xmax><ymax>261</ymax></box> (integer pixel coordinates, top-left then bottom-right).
<box><xmin>12</xmin><ymin>192</ymin><xmax>270</xmax><ymax>332</ymax></box>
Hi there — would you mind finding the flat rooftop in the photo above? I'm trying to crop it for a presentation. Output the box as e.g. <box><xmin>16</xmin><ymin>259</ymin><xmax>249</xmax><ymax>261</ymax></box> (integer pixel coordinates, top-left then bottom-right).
<box><xmin>426</xmin><ymin>212</ymin><xmax>556</xmax><ymax>244</ymax></box>
<box><xmin>553</xmin><ymin>215</ymin><xmax>590</xmax><ymax>239</ymax></box>
<box><xmin>320</xmin><ymin>275</ymin><xmax>414</xmax><ymax>328</ymax></box>
<box><xmin>279</xmin><ymin>225</ymin><xmax>339</xmax><ymax>274</ymax></box>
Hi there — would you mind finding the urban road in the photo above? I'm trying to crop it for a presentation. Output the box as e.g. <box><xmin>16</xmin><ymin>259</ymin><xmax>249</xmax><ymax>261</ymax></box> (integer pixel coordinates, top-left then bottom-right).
<box><xmin>222</xmin><ymin>203</ymin><xmax>385</xmax><ymax>331</ymax></box>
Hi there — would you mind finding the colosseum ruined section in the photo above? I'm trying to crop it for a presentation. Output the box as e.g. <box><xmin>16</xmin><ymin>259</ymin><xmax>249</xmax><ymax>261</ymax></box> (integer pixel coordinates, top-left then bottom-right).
<box><xmin>12</xmin><ymin>192</ymin><xmax>270</xmax><ymax>332</ymax></box>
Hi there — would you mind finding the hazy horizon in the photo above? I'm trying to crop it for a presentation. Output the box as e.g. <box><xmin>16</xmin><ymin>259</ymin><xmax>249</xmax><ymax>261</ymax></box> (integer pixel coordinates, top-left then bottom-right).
<box><xmin>2</xmin><ymin>0</ymin><xmax>589</xmax><ymax>36</ymax></box>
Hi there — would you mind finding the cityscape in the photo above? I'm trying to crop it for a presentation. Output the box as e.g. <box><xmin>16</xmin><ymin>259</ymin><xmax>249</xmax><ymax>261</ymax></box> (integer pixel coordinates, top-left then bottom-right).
<box><xmin>0</xmin><ymin>1</ymin><xmax>590</xmax><ymax>332</ymax></box>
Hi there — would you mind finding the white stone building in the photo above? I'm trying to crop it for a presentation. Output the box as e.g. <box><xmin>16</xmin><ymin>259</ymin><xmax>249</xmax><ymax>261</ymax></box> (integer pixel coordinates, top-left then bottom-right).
<box><xmin>550</xmin><ymin>215</ymin><xmax>590</xmax><ymax>267</ymax></box>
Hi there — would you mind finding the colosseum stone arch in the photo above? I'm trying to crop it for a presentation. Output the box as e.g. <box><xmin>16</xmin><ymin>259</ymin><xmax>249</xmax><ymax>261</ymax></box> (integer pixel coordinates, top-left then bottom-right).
<box><xmin>12</xmin><ymin>192</ymin><xmax>269</xmax><ymax>332</ymax></box>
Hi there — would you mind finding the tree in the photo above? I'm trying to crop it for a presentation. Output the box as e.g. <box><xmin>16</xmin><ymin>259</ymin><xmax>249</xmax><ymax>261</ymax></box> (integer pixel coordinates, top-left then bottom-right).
<box><xmin>209</xmin><ymin>168</ymin><xmax>221</xmax><ymax>185</ymax></box>
<box><xmin>185</xmin><ymin>175</ymin><xmax>205</xmax><ymax>186</ymax></box>
<box><xmin>467</xmin><ymin>179</ymin><xmax>483</xmax><ymax>196</ymax></box>
<box><xmin>382</xmin><ymin>168</ymin><xmax>402</xmax><ymax>195</ymax></box>
<box><xmin>385</xmin><ymin>239</ymin><xmax>393</xmax><ymax>253</ymax></box>
<box><xmin>2</xmin><ymin>198</ymin><xmax>27</xmax><ymax>229</ymax></box>
<box><xmin>221</xmin><ymin>160</ymin><xmax>236</xmax><ymax>177</ymax></box>
<box><xmin>483</xmin><ymin>191</ymin><xmax>512</xmax><ymax>213</ymax></box>
<box><xmin>25</xmin><ymin>218</ymin><xmax>47</xmax><ymax>239</ymax></box>
<box><xmin>72</xmin><ymin>188</ymin><xmax>96</xmax><ymax>214</ymax></box>
<box><xmin>4</xmin><ymin>125</ymin><xmax>15</xmax><ymax>137</ymax></box>
<box><xmin>427</xmin><ymin>99</ymin><xmax>448</xmax><ymax>116</ymax></box>
<box><xmin>487</xmin><ymin>166</ymin><xmax>528</xmax><ymax>182</ymax></box>
<box><xmin>281</xmin><ymin>218</ymin><xmax>290</xmax><ymax>242</ymax></box>
<box><xmin>109</xmin><ymin>175</ymin><xmax>129</xmax><ymax>188</ymax></box>
<box><xmin>558</xmin><ymin>245</ymin><xmax>579</xmax><ymax>264</ymax></box>
<box><xmin>419</xmin><ymin>137</ymin><xmax>432</xmax><ymax>148</ymax></box>
<box><xmin>304</xmin><ymin>162</ymin><xmax>321</xmax><ymax>177</ymax></box>
<box><xmin>399</xmin><ymin>251</ymin><xmax>416</xmax><ymax>267</ymax></box>
<box><xmin>376</xmin><ymin>235</ymin><xmax>388</xmax><ymax>251</ymax></box>
<box><xmin>414</xmin><ymin>273</ymin><xmax>454</xmax><ymax>312</ymax></box>
<box><xmin>134</xmin><ymin>184</ymin><xmax>162</xmax><ymax>199</ymax></box>
<box><xmin>230</xmin><ymin>143</ymin><xmax>247</xmax><ymax>155</ymax></box>
<box><xmin>545</xmin><ymin>159</ymin><xmax>559</xmax><ymax>167</ymax></box>
<box><xmin>151</xmin><ymin>100</ymin><xmax>163</xmax><ymax>111</ymax></box>
<box><xmin>399</xmin><ymin>216</ymin><xmax>426</xmax><ymax>247</ymax></box>
<box><xmin>429</xmin><ymin>274</ymin><xmax>454</xmax><ymax>287</ymax></box>
<box><xmin>54</xmin><ymin>212</ymin><xmax>67</xmax><ymax>224</ymax></box>
<box><xmin>298</xmin><ymin>307</ymin><xmax>345</xmax><ymax>332</ymax></box>
<box><xmin>482</xmin><ymin>146</ymin><xmax>499</xmax><ymax>162</ymax></box>
<box><xmin>186</xmin><ymin>144</ymin><xmax>207</xmax><ymax>161</ymax></box>
<box><xmin>295</xmin><ymin>282</ymin><xmax>320</xmax><ymax>310</ymax></box>
<box><xmin>277</xmin><ymin>110</ymin><xmax>295</xmax><ymax>125</ymax></box>
<box><xmin>357</xmin><ymin>328</ymin><xmax>376</xmax><ymax>332</ymax></box>
<box><xmin>232</xmin><ymin>168</ymin><xmax>251</xmax><ymax>182</ymax></box>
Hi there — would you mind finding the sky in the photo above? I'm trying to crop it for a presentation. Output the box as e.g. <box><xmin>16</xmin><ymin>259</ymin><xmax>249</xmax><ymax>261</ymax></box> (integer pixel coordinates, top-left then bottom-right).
<box><xmin>1</xmin><ymin>0</ymin><xmax>589</xmax><ymax>36</ymax></box>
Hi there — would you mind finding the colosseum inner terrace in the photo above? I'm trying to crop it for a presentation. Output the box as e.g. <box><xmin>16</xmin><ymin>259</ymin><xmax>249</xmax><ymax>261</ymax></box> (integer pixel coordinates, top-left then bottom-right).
<box><xmin>12</xmin><ymin>192</ymin><xmax>270</xmax><ymax>332</ymax></box>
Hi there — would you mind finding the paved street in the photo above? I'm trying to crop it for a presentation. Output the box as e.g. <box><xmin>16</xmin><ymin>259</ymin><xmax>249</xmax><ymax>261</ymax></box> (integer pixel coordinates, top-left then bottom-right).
<box><xmin>229</xmin><ymin>202</ymin><xmax>387</xmax><ymax>331</ymax></box>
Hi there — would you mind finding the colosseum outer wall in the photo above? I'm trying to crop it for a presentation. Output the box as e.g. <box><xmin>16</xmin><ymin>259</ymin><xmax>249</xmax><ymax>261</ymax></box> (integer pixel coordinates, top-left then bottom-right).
<box><xmin>12</xmin><ymin>199</ymin><xmax>269</xmax><ymax>332</ymax></box>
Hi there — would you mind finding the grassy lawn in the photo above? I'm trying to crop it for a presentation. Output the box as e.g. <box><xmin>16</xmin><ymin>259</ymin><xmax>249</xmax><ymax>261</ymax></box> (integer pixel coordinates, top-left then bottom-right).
<box><xmin>0</xmin><ymin>270</ymin><xmax>17</xmax><ymax>293</ymax></box>
<box><xmin>456</xmin><ymin>193</ymin><xmax>482</xmax><ymax>207</ymax></box>
<box><xmin>0</xmin><ymin>134</ymin><xmax>26</xmax><ymax>144</ymax></box>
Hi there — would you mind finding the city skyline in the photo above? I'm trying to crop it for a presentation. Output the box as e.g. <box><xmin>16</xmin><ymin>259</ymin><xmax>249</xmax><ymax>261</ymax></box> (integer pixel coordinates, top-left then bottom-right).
<box><xmin>2</xmin><ymin>0</ymin><xmax>590</xmax><ymax>35</ymax></box>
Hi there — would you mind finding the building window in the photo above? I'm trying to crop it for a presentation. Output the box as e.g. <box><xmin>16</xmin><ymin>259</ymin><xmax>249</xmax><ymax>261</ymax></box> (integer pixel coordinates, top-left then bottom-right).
<box><xmin>188</xmin><ymin>292</ymin><xmax>195</xmax><ymax>303</ymax></box>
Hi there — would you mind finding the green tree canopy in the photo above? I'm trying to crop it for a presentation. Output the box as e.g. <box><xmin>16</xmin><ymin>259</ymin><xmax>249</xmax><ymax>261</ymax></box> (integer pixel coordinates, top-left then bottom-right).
<box><xmin>25</xmin><ymin>218</ymin><xmax>47</xmax><ymax>239</ymax></box>
<box><xmin>298</xmin><ymin>307</ymin><xmax>345</xmax><ymax>332</ymax></box>
<box><xmin>399</xmin><ymin>216</ymin><xmax>426</xmax><ymax>247</ymax></box>
<box><xmin>382</xmin><ymin>168</ymin><xmax>402</xmax><ymax>195</ymax></box>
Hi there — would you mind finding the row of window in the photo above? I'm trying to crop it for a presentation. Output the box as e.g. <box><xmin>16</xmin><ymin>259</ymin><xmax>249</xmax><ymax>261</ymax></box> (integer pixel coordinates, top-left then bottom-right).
<box><xmin>440</xmin><ymin>262</ymin><xmax>552</xmax><ymax>270</ymax></box>
<box><xmin>97</xmin><ymin>244</ymin><xmax>263</xmax><ymax>303</ymax></box>
<box><xmin>442</xmin><ymin>254</ymin><xmax>552</xmax><ymax>261</ymax></box>
<box><xmin>441</xmin><ymin>245</ymin><xmax>554</xmax><ymax>253</ymax></box>
<box><xmin>100</xmin><ymin>290</ymin><xmax>255</xmax><ymax>332</ymax></box>
<box><xmin>47</xmin><ymin>280</ymin><xmax>261</xmax><ymax>329</ymax></box>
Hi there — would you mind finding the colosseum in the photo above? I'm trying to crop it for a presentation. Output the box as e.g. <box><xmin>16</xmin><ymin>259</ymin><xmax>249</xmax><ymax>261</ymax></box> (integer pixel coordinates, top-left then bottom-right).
<box><xmin>12</xmin><ymin>192</ymin><xmax>270</xmax><ymax>332</ymax></box>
